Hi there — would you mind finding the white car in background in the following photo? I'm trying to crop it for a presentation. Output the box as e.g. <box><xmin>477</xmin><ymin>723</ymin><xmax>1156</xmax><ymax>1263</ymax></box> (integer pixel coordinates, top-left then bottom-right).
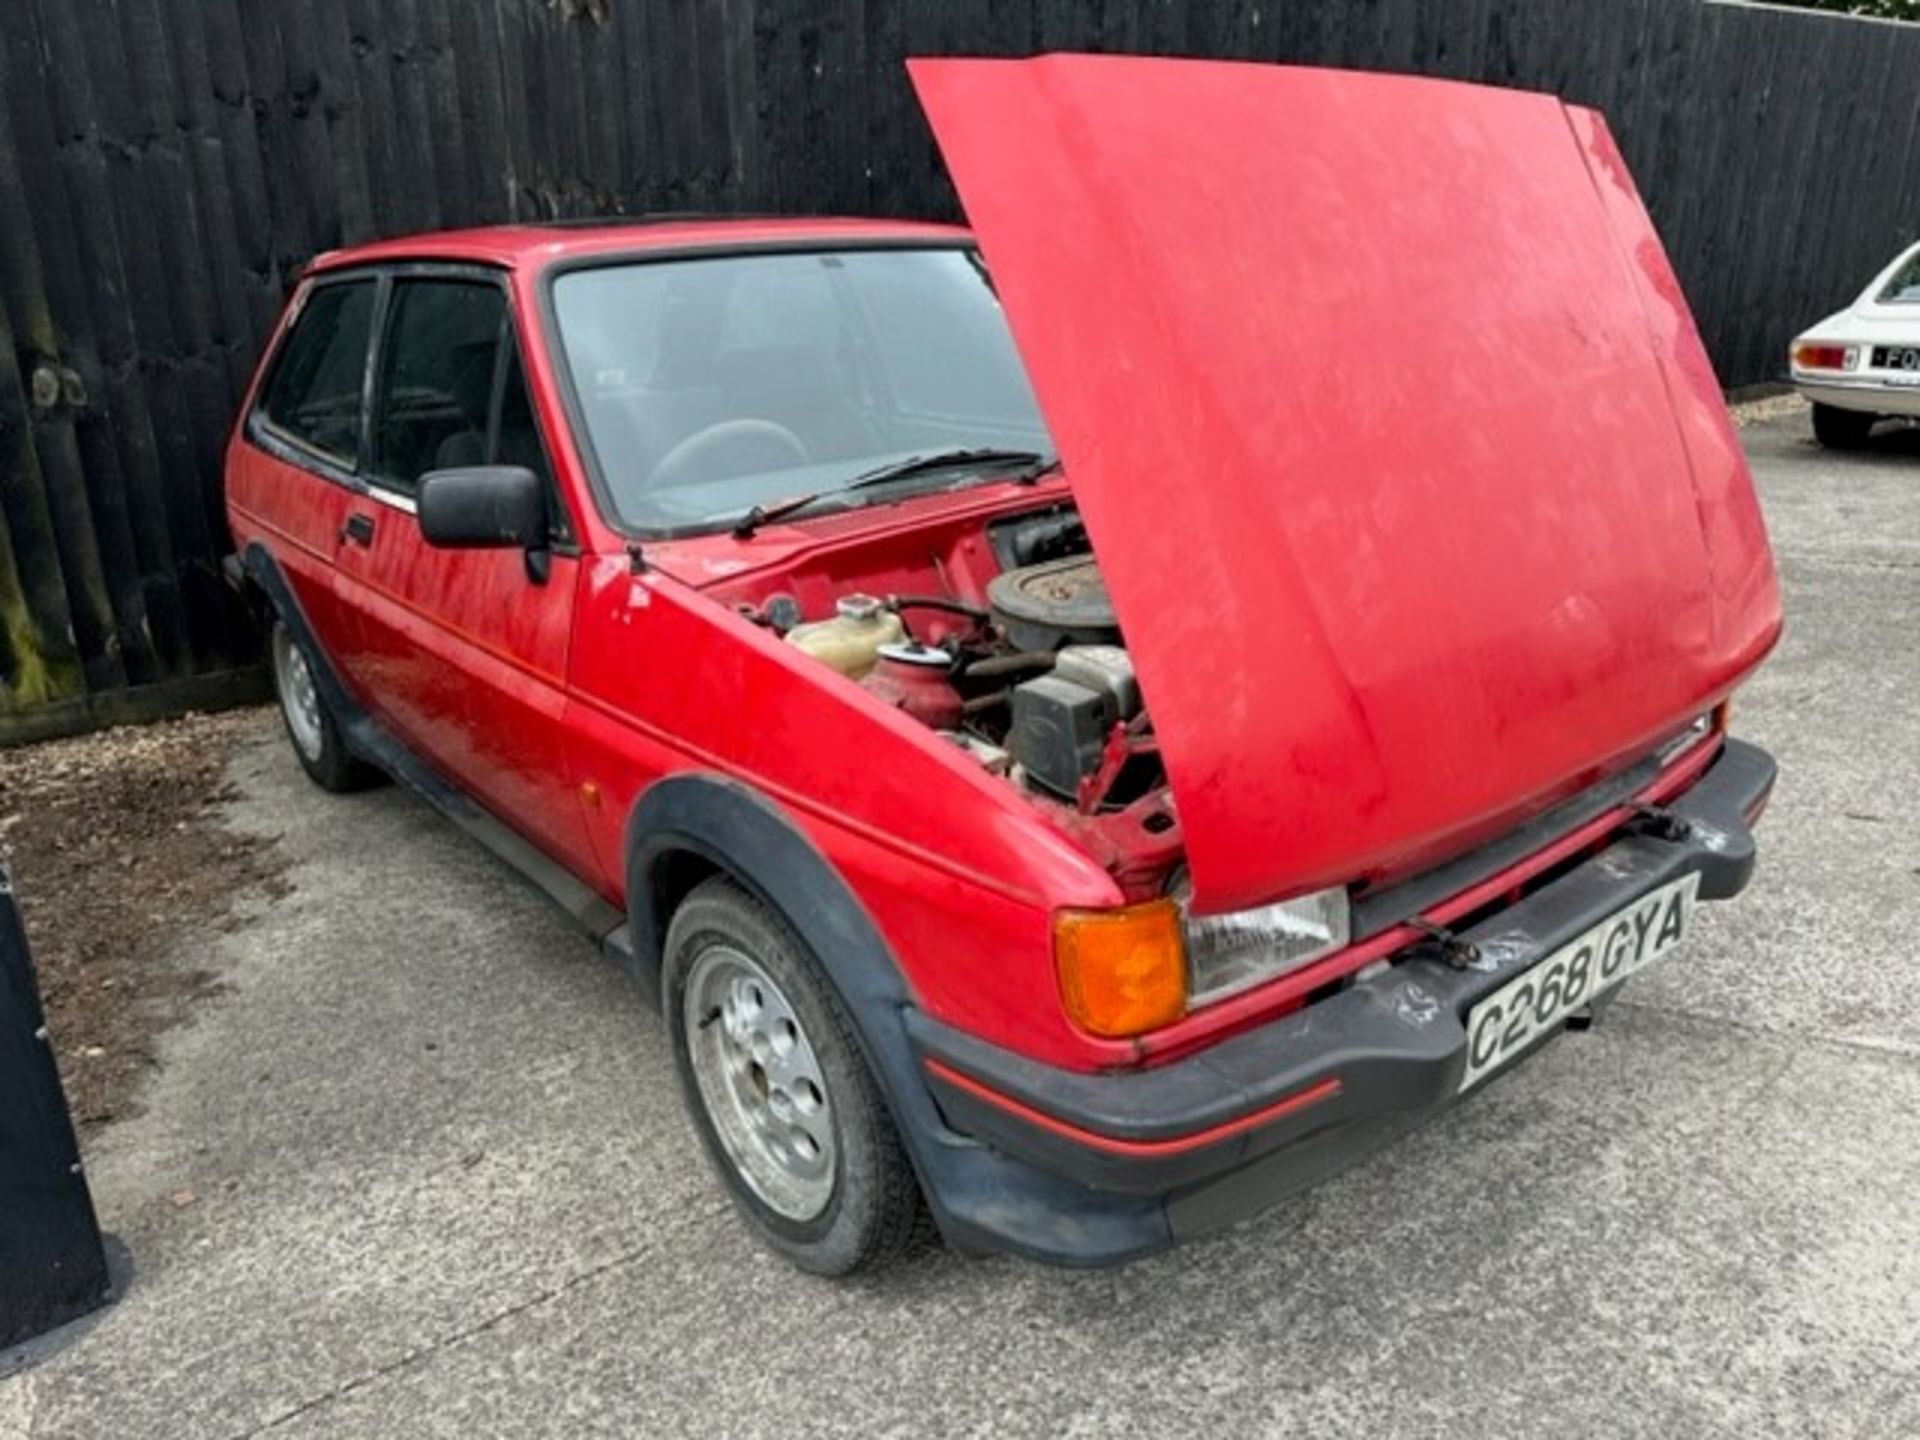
<box><xmin>1789</xmin><ymin>240</ymin><xmax>1920</xmax><ymax>448</ymax></box>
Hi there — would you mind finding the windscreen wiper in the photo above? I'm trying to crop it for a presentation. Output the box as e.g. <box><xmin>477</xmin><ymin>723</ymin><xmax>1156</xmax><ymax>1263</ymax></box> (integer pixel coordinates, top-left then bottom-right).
<box><xmin>732</xmin><ymin>490</ymin><xmax>832</xmax><ymax>539</ymax></box>
<box><xmin>731</xmin><ymin>448</ymin><xmax>1057</xmax><ymax>539</ymax></box>
<box><xmin>840</xmin><ymin>447</ymin><xmax>1054</xmax><ymax>490</ymax></box>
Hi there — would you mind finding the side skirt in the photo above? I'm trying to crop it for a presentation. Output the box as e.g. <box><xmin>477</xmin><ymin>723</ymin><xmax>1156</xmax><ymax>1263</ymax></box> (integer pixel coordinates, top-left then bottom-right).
<box><xmin>236</xmin><ymin>545</ymin><xmax>636</xmax><ymax>974</ymax></box>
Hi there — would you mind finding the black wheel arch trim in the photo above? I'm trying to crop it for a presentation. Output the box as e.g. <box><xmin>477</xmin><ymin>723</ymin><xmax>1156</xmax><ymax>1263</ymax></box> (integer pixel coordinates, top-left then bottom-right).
<box><xmin>621</xmin><ymin>770</ymin><xmax>1174</xmax><ymax>1264</ymax></box>
<box><xmin>238</xmin><ymin>541</ymin><xmax>365</xmax><ymax>743</ymax></box>
<box><xmin>622</xmin><ymin>773</ymin><xmax>927</xmax><ymax>1144</ymax></box>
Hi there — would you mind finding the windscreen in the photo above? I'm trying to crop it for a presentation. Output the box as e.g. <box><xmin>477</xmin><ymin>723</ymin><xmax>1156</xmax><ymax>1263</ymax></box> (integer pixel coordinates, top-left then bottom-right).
<box><xmin>551</xmin><ymin>247</ymin><xmax>1050</xmax><ymax>531</ymax></box>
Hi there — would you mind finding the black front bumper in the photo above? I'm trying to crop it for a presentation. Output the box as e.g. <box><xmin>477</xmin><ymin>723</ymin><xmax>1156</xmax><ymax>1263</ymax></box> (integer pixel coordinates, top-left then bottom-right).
<box><xmin>906</xmin><ymin>738</ymin><xmax>1775</xmax><ymax>1266</ymax></box>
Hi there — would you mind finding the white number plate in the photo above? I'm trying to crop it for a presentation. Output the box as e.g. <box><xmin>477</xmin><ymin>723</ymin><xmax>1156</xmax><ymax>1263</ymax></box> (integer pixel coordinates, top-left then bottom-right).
<box><xmin>1459</xmin><ymin>872</ymin><xmax>1699</xmax><ymax>1092</ymax></box>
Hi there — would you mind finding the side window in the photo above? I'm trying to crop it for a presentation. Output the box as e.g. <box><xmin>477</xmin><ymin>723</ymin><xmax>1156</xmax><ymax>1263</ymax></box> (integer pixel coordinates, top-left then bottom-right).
<box><xmin>1876</xmin><ymin>250</ymin><xmax>1920</xmax><ymax>305</ymax></box>
<box><xmin>258</xmin><ymin>279</ymin><xmax>377</xmax><ymax>462</ymax></box>
<box><xmin>493</xmin><ymin>337</ymin><xmax>568</xmax><ymax>541</ymax></box>
<box><xmin>372</xmin><ymin>279</ymin><xmax>506</xmax><ymax>491</ymax></box>
<box><xmin>494</xmin><ymin>339</ymin><xmax>551</xmax><ymax>487</ymax></box>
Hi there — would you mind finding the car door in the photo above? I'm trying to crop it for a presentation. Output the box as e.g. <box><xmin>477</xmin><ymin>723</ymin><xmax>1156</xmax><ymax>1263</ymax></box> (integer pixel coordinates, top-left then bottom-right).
<box><xmin>330</xmin><ymin>267</ymin><xmax>592</xmax><ymax>875</ymax></box>
<box><xmin>227</xmin><ymin>274</ymin><xmax>380</xmax><ymax>673</ymax></box>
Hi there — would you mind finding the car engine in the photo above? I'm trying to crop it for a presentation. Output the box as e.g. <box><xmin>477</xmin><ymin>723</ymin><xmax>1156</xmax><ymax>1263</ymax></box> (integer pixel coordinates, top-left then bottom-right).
<box><xmin>755</xmin><ymin>503</ymin><xmax>1179</xmax><ymax>893</ymax></box>
<box><xmin>791</xmin><ymin>509</ymin><xmax>1162</xmax><ymax>804</ymax></box>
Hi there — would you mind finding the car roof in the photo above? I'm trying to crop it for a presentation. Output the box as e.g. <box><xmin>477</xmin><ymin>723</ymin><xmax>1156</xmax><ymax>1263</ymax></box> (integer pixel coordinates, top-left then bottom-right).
<box><xmin>303</xmin><ymin>215</ymin><xmax>972</xmax><ymax>275</ymax></box>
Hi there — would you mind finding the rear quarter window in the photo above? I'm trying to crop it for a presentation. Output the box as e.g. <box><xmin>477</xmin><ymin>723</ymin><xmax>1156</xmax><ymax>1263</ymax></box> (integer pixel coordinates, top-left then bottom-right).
<box><xmin>1875</xmin><ymin>250</ymin><xmax>1920</xmax><ymax>305</ymax></box>
<box><xmin>257</xmin><ymin>279</ymin><xmax>378</xmax><ymax>462</ymax></box>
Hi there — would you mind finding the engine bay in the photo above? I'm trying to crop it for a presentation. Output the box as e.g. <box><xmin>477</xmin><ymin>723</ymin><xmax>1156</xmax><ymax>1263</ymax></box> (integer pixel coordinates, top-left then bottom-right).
<box><xmin>719</xmin><ymin>504</ymin><xmax>1182</xmax><ymax>897</ymax></box>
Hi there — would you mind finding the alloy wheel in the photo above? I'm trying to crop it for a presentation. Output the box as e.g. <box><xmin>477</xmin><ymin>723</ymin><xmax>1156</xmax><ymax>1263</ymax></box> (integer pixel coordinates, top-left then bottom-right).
<box><xmin>683</xmin><ymin>944</ymin><xmax>838</xmax><ymax>1222</ymax></box>
<box><xmin>271</xmin><ymin>626</ymin><xmax>325</xmax><ymax>764</ymax></box>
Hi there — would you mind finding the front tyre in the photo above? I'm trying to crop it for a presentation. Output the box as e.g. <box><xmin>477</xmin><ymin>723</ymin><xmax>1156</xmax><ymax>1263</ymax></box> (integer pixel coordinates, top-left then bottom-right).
<box><xmin>1811</xmin><ymin>401</ymin><xmax>1877</xmax><ymax>450</ymax></box>
<box><xmin>269</xmin><ymin>622</ymin><xmax>378</xmax><ymax>793</ymax></box>
<box><xmin>664</xmin><ymin>877</ymin><xmax>927</xmax><ymax>1276</ymax></box>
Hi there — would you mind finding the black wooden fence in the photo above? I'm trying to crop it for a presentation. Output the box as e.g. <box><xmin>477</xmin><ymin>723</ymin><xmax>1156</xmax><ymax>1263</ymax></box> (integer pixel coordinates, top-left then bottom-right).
<box><xmin>2</xmin><ymin>0</ymin><xmax>1916</xmax><ymax>739</ymax></box>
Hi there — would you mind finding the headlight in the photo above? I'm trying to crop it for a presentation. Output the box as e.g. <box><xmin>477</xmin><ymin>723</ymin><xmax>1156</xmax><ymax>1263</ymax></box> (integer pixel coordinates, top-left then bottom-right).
<box><xmin>1051</xmin><ymin>879</ymin><xmax>1355</xmax><ymax>1038</ymax></box>
<box><xmin>1172</xmin><ymin>874</ymin><xmax>1351</xmax><ymax>1005</ymax></box>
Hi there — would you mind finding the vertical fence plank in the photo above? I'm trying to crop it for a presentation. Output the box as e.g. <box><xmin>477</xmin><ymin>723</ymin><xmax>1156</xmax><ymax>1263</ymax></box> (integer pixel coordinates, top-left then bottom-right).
<box><xmin>308</xmin><ymin>0</ymin><xmax>376</xmax><ymax>246</ymax></box>
<box><xmin>105</xmin><ymin>0</ymin><xmax>231</xmax><ymax>679</ymax></box>
<box><xmin>112</xmin><ymin>0</ymin><xmax>244</xmax><ymax>668</ymax></box>
<box><xmin>0</xmin><ymin>278</ymin><xmax>84</xmax><ymax>712</ymax></box>
<box><xmin>32</xmin><ymin>3</ymin><xmax>164</xmax><ymax>686</ymax></box>
<box><xmin>1711</xmin><ymin>5</ymin><xmax>1804</xmax><ymax>385</ymax></box>
<box><xmin>414</xmin><ymin>0</ymin><xmax>474</xmax><ymax>226</ymax></box>
<box><xmin>0</xmin><ymin>34</ymin><xmax>90</xmax><ymax>710</ymax></box>
<box><xmin>84</xmin><ymin>0</ymin><xmax>232</xmax><ymax>672</ymax></box>
<box><xmin>492</xmin><ymin>1</ymin><xmax>539</xmax><ymax>219</ymax></box>
<box><xmin>447</xmin><ymin>0</ymin><xmax>513</xmax><ymax>223</ymax></box>
<box><xmin>1</xmin><ymin>4</ymin><xmax>127</xmax><ymax>694</ymax></box>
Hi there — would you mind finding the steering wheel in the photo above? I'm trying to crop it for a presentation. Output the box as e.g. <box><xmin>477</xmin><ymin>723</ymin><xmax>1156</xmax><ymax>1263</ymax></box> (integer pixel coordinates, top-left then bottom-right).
<box><xmin>647</xmin><ymin>418</ymin><xmax>809</xmax><ymax>491</ymax></box>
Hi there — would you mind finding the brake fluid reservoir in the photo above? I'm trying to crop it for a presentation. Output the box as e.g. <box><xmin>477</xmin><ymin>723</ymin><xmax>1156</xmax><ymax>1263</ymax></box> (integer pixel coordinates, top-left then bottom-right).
<box><xmin>784</xmin><ymin>594</ymin><xmax>905</xmax><ymax>678</ymax></box>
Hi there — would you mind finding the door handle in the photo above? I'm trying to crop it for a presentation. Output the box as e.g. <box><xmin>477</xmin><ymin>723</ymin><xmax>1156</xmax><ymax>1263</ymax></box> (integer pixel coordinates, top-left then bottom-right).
<box><xmin>340</xmin><ymin>512</ymin><xmax>375</xmax><ymax>547</ymax></box>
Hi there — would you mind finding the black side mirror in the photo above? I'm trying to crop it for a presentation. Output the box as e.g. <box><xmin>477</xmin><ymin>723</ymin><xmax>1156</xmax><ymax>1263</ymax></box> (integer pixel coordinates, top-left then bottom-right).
<box><xmin>417</xmin><ymin>466</ymin><xmax>550</xmax><ymax>580</ymax></box>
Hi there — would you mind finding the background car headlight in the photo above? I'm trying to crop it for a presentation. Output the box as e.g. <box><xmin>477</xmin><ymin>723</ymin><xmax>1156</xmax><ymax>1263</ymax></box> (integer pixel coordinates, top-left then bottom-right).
<box><xmin>1171</xmin><ymin>873</ymin><xmax>1352</xmax><ymax>1004</ymax></box>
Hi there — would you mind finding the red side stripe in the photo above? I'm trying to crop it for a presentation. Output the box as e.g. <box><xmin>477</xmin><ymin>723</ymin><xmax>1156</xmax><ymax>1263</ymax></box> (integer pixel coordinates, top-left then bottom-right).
<box><xmin>924</xmin><ymin>1059</ymin><xmax>1342</xmax><ymax>1159</ymax></box>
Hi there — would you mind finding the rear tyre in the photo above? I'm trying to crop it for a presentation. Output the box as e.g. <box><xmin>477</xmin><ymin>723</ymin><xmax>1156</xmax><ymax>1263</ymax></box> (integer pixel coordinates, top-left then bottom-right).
<box><xmin>270</xmin><ymin>622</ymin><xmax>378</xmax><ymax>793</ymax></box>
<box><xmin>1811</xmin><ymin>401</ymin><xmax>1876</xmax><ymax>450</ymax></box>
<box><xmin>664</xmin><ymin>877</ymin><xmax>927</xmax><ymax>1276</ymax></box>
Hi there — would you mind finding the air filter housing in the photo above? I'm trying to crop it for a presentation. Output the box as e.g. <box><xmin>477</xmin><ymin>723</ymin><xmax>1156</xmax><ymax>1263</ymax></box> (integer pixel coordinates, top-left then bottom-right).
<box><xmin>986</xmin><ymin>555</ymin><xmax>1120</xmax><ymax>651</ymax></box>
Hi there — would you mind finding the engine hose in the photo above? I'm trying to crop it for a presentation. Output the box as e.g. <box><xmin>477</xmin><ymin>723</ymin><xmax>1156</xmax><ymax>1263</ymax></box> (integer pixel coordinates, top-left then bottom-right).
<box><xmin>888</xmin><ymin>594</ymin><xmax>991</xmax><ymax>622</ymax></box>
<box><xmin>962</xmin><ymin>651</ymin><xmax>1057</xmax><ymax>680</ymax></box>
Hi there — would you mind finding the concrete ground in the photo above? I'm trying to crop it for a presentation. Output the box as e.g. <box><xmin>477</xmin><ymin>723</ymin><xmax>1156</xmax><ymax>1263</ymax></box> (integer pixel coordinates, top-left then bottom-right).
<box><xmin>3</xmin><ymin>407</ymin><xmax>1918</xmax><ymax>1438</ymax></box>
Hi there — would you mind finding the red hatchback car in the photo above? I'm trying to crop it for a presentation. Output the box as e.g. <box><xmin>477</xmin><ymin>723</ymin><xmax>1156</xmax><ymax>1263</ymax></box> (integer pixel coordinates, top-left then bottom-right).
<box><xmin>223</xmin><ymin>59</ymin><xmax>1781</xmax><ymax>1273</ymax></box>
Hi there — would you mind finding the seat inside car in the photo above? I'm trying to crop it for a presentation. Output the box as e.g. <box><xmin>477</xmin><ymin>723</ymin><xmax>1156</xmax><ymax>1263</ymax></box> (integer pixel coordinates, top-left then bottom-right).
<box><xmin>380</xmin><ymin>336</ymin><xmax>496</xmax><ymax>485</ymax></box>
<box><xmin>433</xmin><ymin>429</ymin><xmax>486</xmax><ymax>470</ymax></box>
